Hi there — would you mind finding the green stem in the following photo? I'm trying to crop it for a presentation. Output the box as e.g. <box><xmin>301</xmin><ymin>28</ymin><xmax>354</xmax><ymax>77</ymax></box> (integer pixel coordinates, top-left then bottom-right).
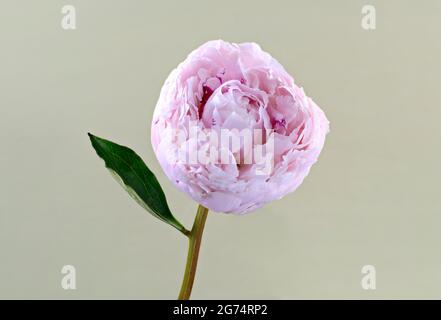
<box><xmin>178</xmin><ymin>205</ymin><xmax>209</xmax><ymax>300</ymax></box>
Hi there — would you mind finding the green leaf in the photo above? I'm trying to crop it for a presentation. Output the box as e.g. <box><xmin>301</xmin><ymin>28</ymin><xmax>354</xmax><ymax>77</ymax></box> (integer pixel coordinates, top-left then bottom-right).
<box><xmin>88</xmin><ymin>133</ymin><xmax>187</xmax><ymax>234</ymax></box>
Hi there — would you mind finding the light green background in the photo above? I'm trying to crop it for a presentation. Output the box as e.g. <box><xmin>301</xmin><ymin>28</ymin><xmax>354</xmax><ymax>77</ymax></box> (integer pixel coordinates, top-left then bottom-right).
<box><xmin>1</xmin><ymin>0</ymin><xmax>440</xmax><ymax>299</ymax></box>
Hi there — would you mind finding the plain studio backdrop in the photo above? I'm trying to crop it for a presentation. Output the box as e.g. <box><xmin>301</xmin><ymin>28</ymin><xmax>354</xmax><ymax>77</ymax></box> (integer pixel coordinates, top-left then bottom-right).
<box><xmin>1</xmin><ymin>0</ymin><xmax>440</xmax><ymax>299</ymax></box>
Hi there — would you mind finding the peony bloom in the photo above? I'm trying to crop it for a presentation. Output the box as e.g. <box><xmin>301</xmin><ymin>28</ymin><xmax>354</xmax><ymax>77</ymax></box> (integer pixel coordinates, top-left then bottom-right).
<box><xmin>151</xmin><ymin>40</ymin><xmax>329</xmax><ymax>214</ymax></box>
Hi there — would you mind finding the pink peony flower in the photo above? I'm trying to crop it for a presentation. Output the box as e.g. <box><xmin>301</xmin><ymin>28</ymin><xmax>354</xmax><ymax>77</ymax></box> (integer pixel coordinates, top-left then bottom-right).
<box><xmin>151</xmin><ymin>40</ymin><xmax>329</xmax><ymax>214</ymax></box>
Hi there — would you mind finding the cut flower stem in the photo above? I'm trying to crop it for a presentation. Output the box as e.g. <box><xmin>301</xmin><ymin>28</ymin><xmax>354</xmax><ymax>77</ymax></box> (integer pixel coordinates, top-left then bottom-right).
<box><xmin>178</xmin><ymin>204</ymin><xmax>209</xmax><ymax>300</ymax></box>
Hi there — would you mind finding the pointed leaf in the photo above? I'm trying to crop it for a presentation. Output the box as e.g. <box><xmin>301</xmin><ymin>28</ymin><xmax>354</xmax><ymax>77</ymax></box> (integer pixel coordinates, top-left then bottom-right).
<box><xmin>88</xmin><ymin>133</ymin><xmax>186</xmax><ymax>233</ymax></box>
